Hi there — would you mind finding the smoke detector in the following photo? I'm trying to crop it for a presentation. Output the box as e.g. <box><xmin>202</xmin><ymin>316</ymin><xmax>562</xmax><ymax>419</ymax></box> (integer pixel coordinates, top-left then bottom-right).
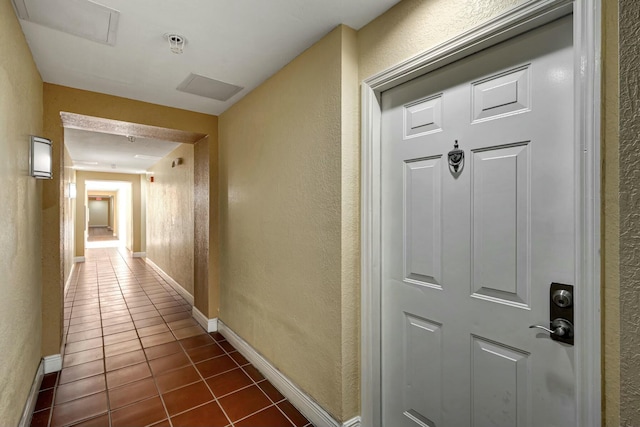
<box><xmin>164</xmin><ymin>33</ymin><xmax>187</xmax><ymax>54</ymax></box>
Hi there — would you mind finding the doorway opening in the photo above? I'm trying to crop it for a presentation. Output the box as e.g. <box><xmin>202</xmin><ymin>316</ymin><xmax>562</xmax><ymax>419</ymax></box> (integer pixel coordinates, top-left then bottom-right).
<box><xmin>85</xmin><ymin>180</ymin><xmax>132</xmax><ymax>250</ymax></box>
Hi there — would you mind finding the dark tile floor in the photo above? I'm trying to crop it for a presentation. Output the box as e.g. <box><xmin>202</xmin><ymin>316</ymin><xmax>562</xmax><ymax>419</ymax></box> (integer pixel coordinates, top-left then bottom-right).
<box><xmin>30</xmin><ymin>248</ymin><xmax>313</xmax><ymax>427</ymax></box>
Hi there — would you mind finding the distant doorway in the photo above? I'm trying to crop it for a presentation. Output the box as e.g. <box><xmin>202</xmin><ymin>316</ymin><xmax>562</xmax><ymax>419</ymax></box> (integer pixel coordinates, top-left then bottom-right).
<box><xmin>88</xmin><ymin>196</ymin><xmax>116</xmax><ymax>242</ymax></box>
<box><xmin>85</xmin><ymin>180</ymin><xmax>132</xmax><ymax>249</ymax></box>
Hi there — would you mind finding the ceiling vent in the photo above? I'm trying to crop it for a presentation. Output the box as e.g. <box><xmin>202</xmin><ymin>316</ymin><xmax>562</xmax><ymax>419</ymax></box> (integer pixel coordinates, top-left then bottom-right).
<box><xmin>12</xmin><ymin>0</ymin><xmax>120</xmax><ymax>46</ymax></box>
<box><xmin>177</xmin><ymin>73</ymin><xmax>243</xmax><ymax>102</ymax></box>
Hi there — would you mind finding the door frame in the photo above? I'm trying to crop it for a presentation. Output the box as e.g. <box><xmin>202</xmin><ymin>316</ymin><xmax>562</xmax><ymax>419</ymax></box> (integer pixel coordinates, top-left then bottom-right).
<box><xmin>360</xmin><ymin>0</ymin><xmax>602</xmax><ymax>426</ymax></box>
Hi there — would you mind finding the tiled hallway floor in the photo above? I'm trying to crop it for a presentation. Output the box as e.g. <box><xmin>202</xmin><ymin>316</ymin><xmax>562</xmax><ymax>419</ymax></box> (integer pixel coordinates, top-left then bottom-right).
<box><xmin>30</xmin><ymin>248</ymin><xmax>313</xmax><ymax>427</ymax></box>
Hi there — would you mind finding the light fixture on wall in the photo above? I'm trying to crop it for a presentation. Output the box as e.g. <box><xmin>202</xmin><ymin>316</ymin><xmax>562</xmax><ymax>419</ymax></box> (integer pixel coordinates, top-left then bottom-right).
<box><xmin>171</xmin><ymin>158</ymin><xmax>183</xmax><ymax>168</ymax></box>
<box><xmin>29</xmin><ymin>136</ymin><xmax>53</xmax><ymax>179</ymax></box>
<box><xmin>164</xmin><ymin>33</ymin><xmax>186</xmax><ymax>54</ymax></box>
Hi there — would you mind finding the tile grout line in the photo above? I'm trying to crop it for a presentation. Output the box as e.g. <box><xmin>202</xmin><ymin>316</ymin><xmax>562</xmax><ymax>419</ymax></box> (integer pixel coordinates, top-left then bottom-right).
<box><xmin>111</xmin><ymin>249</ymin><xmax>172</xmax><ymax>427</ymax></box>
<box><xmin>50</xmin><ymin>259</ymin><xmax>80</xmax><ymax>427</ymax></box>
<box><xmin>176</xmin><ymin>331</ymin><xmax>234</xmax><ymax>426</ymax></box>
<box><xmin>223</xmin><ymin>342</ymin><xmax>297</xmax><ymax>427</ymax></box>
<box><xmin>114</xmin><ymin>249</ymin><xmax>182</xmax><ymax>427</ymax></box>
<box><xmin>58</xmin><ymin>258</ymin><xmax>104</xmax><ymax>427</ymax></box>
<box><xmin>209</xmin><ymin>333</ymin><xmax>296</xmax><ymax>427</ymax></box>
<box><xmin>104</xmin><ymin>252</ymin><xmax>128</xmax><ymax>427</ymax></box>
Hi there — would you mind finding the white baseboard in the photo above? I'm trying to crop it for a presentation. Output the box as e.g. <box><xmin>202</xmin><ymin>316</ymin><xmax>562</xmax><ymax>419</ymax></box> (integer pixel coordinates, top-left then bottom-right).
<box><xmin>342</xmin><ymin>417</ymin><xmax>362</xmax><ymax>427</ymax></box>
<box><xmin>218</xmin><ymin>321</ymin><xmax>361</xmax><ymax>427</ymax></box>
<box><xmin>132</xmin><ymin>252</ymin><xmax>146</xmax><ymax>258</ymax></box>
<box><xmin>144</xmin><ymin>258</ymin><xmax>194</xmax><ymax>305</ymax></box>
<box><xmin>43</xmin><ymin>354</ymin><xmax>62</xmax><ymax>374</ymax></box>
<box><xmin>18</xmin><ymin>360</ymin><xmax>44</xmax><ymax>427</ymax></box>
<box><xmin>192</xmin><ymin>307</ymin><xmax>218</xmax><ymax>332</ymax></box>
<box><xmin>73</xmin><ymin>256</ymin><xmax>85</xmax><ymax>263</ymax></box>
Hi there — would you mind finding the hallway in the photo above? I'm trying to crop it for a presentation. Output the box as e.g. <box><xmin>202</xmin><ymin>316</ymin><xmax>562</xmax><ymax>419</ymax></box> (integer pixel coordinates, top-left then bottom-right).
<box><xmin>87</xmin><ymin>228</ymin><xmax>118</xmax><ymax>242</ymax></box>
<box><xmin>30</xmin><ymin>249</ymin><xmax>312</xmax><ymax>427</ymax></box>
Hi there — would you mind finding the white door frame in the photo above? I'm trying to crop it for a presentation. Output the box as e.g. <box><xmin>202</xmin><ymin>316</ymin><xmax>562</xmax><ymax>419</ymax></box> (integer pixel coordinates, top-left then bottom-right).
<box><xmin>360</xmin><ymin>1</ymin><xmax>602</xmax><ymax>426</ymax></box>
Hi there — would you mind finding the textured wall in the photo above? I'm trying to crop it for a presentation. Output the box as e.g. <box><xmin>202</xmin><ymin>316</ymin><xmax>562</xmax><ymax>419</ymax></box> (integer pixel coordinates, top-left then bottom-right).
<box><xmin>147</xmin><ymin>144</ymin><xmax>195</xmax><ymax>295</ymax></box>
<box><xmin>0</xmin><ymin>0</ymin><xmax>43</xmax><ymax>424</ymax></box>
<box><xmin>140</xmin><ymin>176</ymin><xmax>146</xmax><ymax>251</ymax></box>
<box><xmin>219</xmin><ymin>26</ymin><xmax>353</xmax><ymax>421</ymax></box>
<box><xmin>43</xmin><ymin>84</ymin><xmax>217</xmax><ymax>355</ymax></box>
<box><xmin>357</xmin><ymin>0</ymin><xmax>525</xmax><ymax>81</ymax></box>
<box><xmin>340</xmin><ymin>25</ymin><xmax>360</xmax><ymax>418</ymax></box>
<box><xmin>194</xmin><ymin>137</ymin><xmax>210</xmax><ymax>316</ymax></box>
<box><xmin>619</xmin><ymin>0</ymin><xmax>640</xmax><ymax>425</ymax></box>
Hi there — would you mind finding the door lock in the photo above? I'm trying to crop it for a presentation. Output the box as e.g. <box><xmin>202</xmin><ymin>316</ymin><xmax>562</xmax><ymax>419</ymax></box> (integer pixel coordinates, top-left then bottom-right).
<box><xmin>529</xmin><ymin>318</ymin><xmax>574</xmax><ymax>338</ymax></box>
<box><xmin>530</xmin><ymin>283</ymin><xmax>574</xmax><ymax>345</ymax></box>
<box><xmin>552</xmin><ymin>289</ymin><xmax>572</xmax><ymax>308</ymax></box>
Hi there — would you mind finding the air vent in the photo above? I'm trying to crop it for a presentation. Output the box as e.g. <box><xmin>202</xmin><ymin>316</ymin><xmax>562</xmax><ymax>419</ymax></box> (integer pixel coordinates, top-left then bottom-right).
<box><xmin>177</xmin><ymin>73</ymin><xmax>243</xmax><ymax>102</ymax></box>
<box><xmin>12</xmin><ymin>0</ymin><xmax>120</xmax><ymax>46</ymax></box>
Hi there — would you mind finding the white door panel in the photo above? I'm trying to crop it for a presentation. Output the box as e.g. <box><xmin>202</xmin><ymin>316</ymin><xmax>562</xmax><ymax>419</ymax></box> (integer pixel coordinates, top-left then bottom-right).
<box><xmin>381</xmin><ymin>16</ymin><xmax>575</xmax><ymax>427</ymax></box>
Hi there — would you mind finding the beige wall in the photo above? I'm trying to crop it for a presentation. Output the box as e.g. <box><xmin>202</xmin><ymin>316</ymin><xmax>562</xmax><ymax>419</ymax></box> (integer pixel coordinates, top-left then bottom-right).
<box><xmin>42</xmin><ymin>84</ymin><xmax>218</xmax><ymax>355</ymax></box>
<box><xmin>0</xmin><ymin>0</ymin><xmax>43</xmax><ymax>424</ymax></box>
<box><xmin>194</xmin><ymin>137</ymin><xmax>210</xmax><ymax>315</ymax></box>
<box><xmin>357</xmin><ymin>0</ymin><xmax>525</xmax><ymax>81</ymax></box>
<box><xmin>219</xmin><ymin>25</ymin><xmax>358</xmax><ymax>421</ymax></box>
<box><xmin>340</xmin><ymin>26</ymin><xmax>360</xmax><ymax>419</ymax></box>
<box><xmin>619</xmin><ymin>0</ymin><xmax>639</xmax><ymax>425</ymax></box>
<box><xmin>602</xmin><ymin>0</ymin><xmax>620</xmax><ymax>425</ymax></box>
<box><xmin>147</xmin><ymin>144</ymin><xmax>195</xmax><ymax>295</ymax></box>
<box><xmin>88</xmin><ymin>199</ymin><xmax>110</xmax><ymax>226</ymax></box>
<box><xmin>140</xmin><ymin>176</ymin><xmax>147</xmax><ymax>252</ymax></box>
<box><xmin>63</xmin><ymin>146</ymin><xmax>76</xmax><ymax>289</ymax></box>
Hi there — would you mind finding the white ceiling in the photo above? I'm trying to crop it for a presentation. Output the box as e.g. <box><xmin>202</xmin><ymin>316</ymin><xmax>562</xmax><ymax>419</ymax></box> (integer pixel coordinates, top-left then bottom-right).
<box><xmin>15</xmin><ymin>0</ymin><xmax>400</xmax><ymax>116</ymax></box>
<box><xmin>65</xmin><ymin>128</ymin><xmax>180</xmax><ymax>174</ymax></box>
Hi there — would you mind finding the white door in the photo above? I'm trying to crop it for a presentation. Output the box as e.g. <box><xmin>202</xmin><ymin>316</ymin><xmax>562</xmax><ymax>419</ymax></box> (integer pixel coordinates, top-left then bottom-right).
<box><xmin>381</xmin><ymin>16</ymin><xmax>576</xmax><ymax>427</ymax></box>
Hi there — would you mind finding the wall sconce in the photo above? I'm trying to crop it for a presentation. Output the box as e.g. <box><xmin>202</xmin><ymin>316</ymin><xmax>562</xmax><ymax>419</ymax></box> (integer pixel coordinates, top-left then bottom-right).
<box><xmin>68</xmin><ymin>182</ymin><xmax>77</xmax><ymax>199</ymax></box>
<box><xmin>171</xmin><ymin>158</ymin><xmax>183</xmax><ymax>168</ymax></box>
<box><xmin>30</xmin><ymin>136</ymin><xmax>53</xmax><ymax>179</ymax></box>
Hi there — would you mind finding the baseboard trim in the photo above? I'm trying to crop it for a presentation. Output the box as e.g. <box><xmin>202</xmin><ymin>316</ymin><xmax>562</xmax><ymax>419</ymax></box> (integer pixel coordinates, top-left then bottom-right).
<box><xmin>18</xmin><ymin>360</ymin><xmax>44</xmax><ymax>427</ymax></box>
<box><xmin>144</xmin><ymin>258</ymin><xmax>194</xmax><ymax>305</ymax></box>
<box><xmin>218</xmin><ymin>321</ymin><xmax>361</xmax><ymax>427</ymax></box>
<box><xmin>43</xmin><ymin>354</ymin><xmax>62</xmax><ymax>374</ymax></box>
<box><xmin>132</xmin><ymin>252</ymin><xmax>146</xmax><ymax>258</ymax></box>
<box><xmin>192</xmin><ymin>307</ymin><xmax>218</xmax><ymax>332</ymax></box>
<box><xmin>73</xmin><ymin>256</ymin><xmax>85</xmax><ymax>263</ymax></box>
<box><xmin>342</xmin><ymin>417</ymin><xmax>362</xmax><ymax>427</ymax></box>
